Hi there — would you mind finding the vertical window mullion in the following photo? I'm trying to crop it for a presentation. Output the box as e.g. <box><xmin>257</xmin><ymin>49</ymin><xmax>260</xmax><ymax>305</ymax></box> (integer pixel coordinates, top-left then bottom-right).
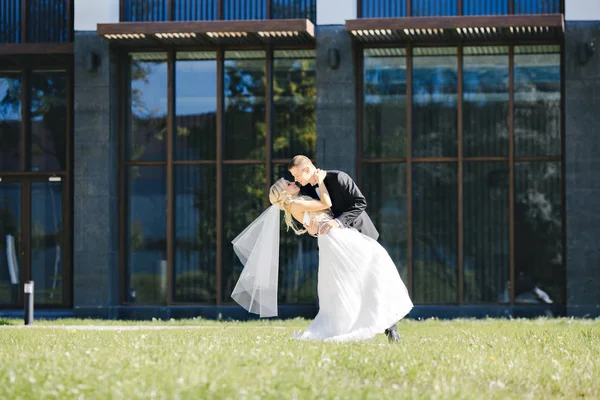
<box><xmin>119</xmin><ymin>52</ymin><xmax>127</xmax><ymax>305</ymax></box>
<box><xmin>508</xmin><ymin>45</ymin><xmax>515</xmax><ymax>306</ymax></box>
<box><xmin>23</xmin><ymin>70</ymin><xmax>31</xmax><ymax>171</ymax></box>
<box><xmin>166</xmin><ymin>50</ymin><xmax>175</xmax><ymax>306</ymax></box>
<box><xmin>406</xmin><ymin>44</ymin><xmax>413</xmax><ymax>299</ymax></box>
<box><xmin>266</xmin><ymin>46</ymin><xmax>273</xmax><ymax>207</ymax></box>
<box><xmin>457</xmin><ymin>47</ymin><xmax>464</xmax><ymax>305</ymax></box>
<box><xmin>356</xmin><ymin>48</ymin><xmax>364</xmax><ymax>188</ymax></box>
<box><xmin>216</xmin><ymin>49</ymin><xmax>224</xmax><ymax>306</ymax></box>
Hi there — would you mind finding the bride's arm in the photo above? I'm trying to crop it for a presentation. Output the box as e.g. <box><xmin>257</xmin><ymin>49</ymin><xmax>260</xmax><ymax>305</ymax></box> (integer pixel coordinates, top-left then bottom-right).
<box><xmin>289</xmin><ymin>169</ymin><xmax>332</xmax><ymax>214</ymax></box>
<box><xmin>289</xmin><ymin>198</ymin><xmax>329</xmax><ymax>214</ymax></box>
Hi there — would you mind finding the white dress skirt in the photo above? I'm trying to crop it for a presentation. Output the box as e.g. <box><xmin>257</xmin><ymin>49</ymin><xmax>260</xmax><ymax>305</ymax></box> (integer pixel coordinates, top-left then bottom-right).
<box><xmin>293</xmin><ymin>213</ymin><xmax>414</xmax><ymax>342</ymax></box>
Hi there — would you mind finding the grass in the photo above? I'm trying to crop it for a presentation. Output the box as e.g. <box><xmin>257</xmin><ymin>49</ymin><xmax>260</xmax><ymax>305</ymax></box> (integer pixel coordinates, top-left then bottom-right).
<box><xmin>0</xmin><ymin>318</ymin><xmax>599</xmax><ymax>399</ymax></box>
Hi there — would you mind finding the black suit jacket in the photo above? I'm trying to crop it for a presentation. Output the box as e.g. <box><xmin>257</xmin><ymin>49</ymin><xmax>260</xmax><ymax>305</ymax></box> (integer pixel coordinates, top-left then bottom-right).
<box><xmin>300</xmin><ymin>170</ymin><xmax>379</xmax><ymax>240</ymax></box>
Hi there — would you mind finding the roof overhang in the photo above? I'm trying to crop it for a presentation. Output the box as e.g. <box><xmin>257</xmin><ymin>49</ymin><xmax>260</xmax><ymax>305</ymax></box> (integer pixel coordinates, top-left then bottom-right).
<box><xmin>97</xmin><ymin>19</ymin><xmax>315</xmax><ymax>46</ymax></box>
<box><xmin>345</xmin><ymin>14</ymin><xmax>564</xmax><ymax>44</ymax></box>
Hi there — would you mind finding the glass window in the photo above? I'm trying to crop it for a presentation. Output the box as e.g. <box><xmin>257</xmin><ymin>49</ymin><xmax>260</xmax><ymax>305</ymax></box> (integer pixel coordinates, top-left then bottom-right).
<box><xmin>127</xmin><ymin>52</ymin><xmax>168</xmax><ymax>162</ymax></box>
<box><xmin>272</xmin><ymin>164</ymin><xmax>318</xmax><ymax>304</ymax></box>
<box><xmin>174</xmin><ymin>165</ymin><xmax>217</xmax><ymax>303</ymax></box>
<box><xmin>0</xmin><ymin>181</ymin><xmax>21</xmax><ymax>305</ymax></box>
<box><xmin>463</xmin><ymin>162</ymin><xmax>510</xmax><ymax>303</ymax></box>
<box><xmin>175</xmin><ymin>52</ymin><xmax>217</xmax><ymax>161</ymax></box>
<box><xmin>361</xmin><ymin>45</ymin><xmax>563</xmax><ymax>306</ymax></box>
<box><xmin>412</xmin><ymin>162</ymin><xmax>458</xmax><ymax>303</ymax></box>
<box><xmin>221</xmin><ymin>164</ymin><xmax>266</xmax><ymax>303</ymax></box>
<box><xmin>120</xmin><ymin>48</ymin><xmax>320</xmax><ymax>306</ymax></box>
<box><xmin>363</xmin><ymin>48</ymin><xmax>407</xmax><ymax>159</ymax></box>
<box><xmin>272</xmin><ymin>50</ymin><xmax>316</xmax><ymax>161</ymax></box>
<box><xmin>514</xmin><ymin>46</ymin><xmax>561</xmax><ymax>157</ymax></box>
<box><xmin>224</xmin><ymin>51</ymin><xmax>266</xmax><ymax>160</ymax></box>
<box><xmin>362</xmin><ymin>163</ymin><xmax>408</xmax><ymax>284</ymax></box>
<box><xmin>462</xmin><ymin>47</ymin><xmax>511</xmax><ymax>304</ymax></box>
<box><xmin>463</xmin><ymin>47</ymin><xmax>509</xmax><ymax>158</ymax></box>
<box><xmin>30</xmin><ymin>181</ymin><xmax>64</xmax><ymax>305</ymax></box>
<box><xmin>0</xmin><ymin>74</ymin><xmax>22</xmax><ymax>171</ymax></box>
<box><xmin>515</xmin><ymin>162</ymin><xmax>563</xmax><ymax>304</ymax></box>
<box><xmin>126</xmin><ymin>166</ymin><xmax>167</xmax><ymax>305</ymax></box>
<box><xmin>412</xmin><ymin>47</ymin><xmax>458</xmax><ymax>158</ymax></box>
<box><xmin>30</xmin><ymin>71</ymin><xmax>67</xmax><ymax>171</ymax></box>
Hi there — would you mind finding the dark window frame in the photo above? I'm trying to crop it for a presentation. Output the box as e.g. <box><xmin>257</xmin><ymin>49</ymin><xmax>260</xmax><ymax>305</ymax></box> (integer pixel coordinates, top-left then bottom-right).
<box><xmin>119</xmin><ymin>45</ymin><xmax>317</xmax><ymax>306</ymax></box>
<box><xmin>356</xmin><ymin>40</ymin><xmax>565</xmax><ymax>306</ymax></box>
<box><xmin>0</xmin><ymin>65</ymin><xmax>73</xmax><ymax>309</ymax></box>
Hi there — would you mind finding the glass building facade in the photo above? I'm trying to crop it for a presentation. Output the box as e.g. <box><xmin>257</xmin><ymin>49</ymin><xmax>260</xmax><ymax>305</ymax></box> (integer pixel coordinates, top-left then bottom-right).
<box><xmin>0</xmin><ymin>0</ymin><xmax>72</xmax><ymax>309</ymax></box>
<box><xmin>360</xmin><ymin>45</ymin><xmax>563</xmax><ymax>305</ymax></box>
<box><xmin>122</xmin><ymin>49</ymin><xmax>317</xmax><ymax>305</ymax></box>
<box><xmin>2</xmin><ymin>0</ymin><xmax>596</xmax><ymax>319</ymax></box>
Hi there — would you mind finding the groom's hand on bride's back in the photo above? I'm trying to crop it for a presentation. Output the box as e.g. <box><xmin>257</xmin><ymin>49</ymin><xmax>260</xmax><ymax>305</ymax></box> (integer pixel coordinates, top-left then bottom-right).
<box><xmin>306</xmin><ymin>220</ymin><xmax>319</xmax><ymax>237</ymax></box>
<box><xmin>319</xmin><ymin>220</ymin><xmax>340</xmax><ymax>235</ymax></box>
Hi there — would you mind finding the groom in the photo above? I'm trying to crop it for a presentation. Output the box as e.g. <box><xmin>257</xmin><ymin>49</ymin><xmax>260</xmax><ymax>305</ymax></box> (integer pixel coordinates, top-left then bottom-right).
<box><xmin>288</xmin><ymin>155</ymin><xmax>401</xmax><ymax>343</ymax></box>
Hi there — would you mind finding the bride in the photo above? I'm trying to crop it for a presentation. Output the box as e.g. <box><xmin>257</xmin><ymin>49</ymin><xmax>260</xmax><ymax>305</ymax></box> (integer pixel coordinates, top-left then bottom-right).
<box><xmin>231</xmin><ymin>170</ymin><xmax>413</xmax><ymax>342</ymax></box>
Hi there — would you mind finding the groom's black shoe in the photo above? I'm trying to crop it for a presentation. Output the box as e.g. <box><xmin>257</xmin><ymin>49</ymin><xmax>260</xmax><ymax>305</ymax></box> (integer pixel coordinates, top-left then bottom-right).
<box><xmin>384</xmin><ymin>325</ymin><xmax>400</xmax><ymax>343</ymax></box>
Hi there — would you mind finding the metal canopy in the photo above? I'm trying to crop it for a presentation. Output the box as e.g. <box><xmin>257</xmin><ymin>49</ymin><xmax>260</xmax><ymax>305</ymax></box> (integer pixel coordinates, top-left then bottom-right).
<box><xmin>345</xmin><ymin>14</ymin><xmax>564</xmax><ymax>44</ymax></box>
<box><xmin>97</xmin><ymin>19</ymin><xmax>315</xmax><ymax>46</ymax></box>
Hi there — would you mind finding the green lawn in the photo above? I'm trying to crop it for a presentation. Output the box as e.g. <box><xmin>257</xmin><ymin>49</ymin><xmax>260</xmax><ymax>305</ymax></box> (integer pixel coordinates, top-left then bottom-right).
<box><xmin>0</xmin><ymin>318</ymin><xmax>598</xmax><ymax>399</ymax></box>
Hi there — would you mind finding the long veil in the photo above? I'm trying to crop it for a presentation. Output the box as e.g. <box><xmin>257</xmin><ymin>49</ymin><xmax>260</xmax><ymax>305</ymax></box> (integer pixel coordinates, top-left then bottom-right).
<box><xmin>231</xmin><ymin>205</ymin><xmax>281</xmax><ymax>317</ymax></box>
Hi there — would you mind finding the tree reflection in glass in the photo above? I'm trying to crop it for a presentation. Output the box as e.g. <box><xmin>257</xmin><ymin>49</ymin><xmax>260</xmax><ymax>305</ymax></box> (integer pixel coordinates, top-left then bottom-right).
<box><xmin>127</xmin><ymin>52</ymin><xmax>168</xmax><ymax>162</ymax></box>
<box><xmin>363</xmin><ymin>48</ymin><xmax>407</xmax><ymax>159</ymax></box>
<box><xmin>412</xmin><ymin>47</ymin><xmax>458</xmax><ymax>158</ymax></box>
<box><xmin>514</xmin><ymin>46</ymin><xmax>561</xmax><ymax>157</ymax></box>
<box><xmin>515</xmin><ymin>161</ymin><xmax>563</xmax><ymax>304</ymax></box>
<box><xmin>0</xmin><ymin>74</ymin><xmax>21</xmax><ymax>171</ymax></box>
<box><xmin>272</xmin><ymin>50</ymin><xmax>316</xmax><ymax>161</ymax></box>
<box><xmin>224</xmin><ymin>51</ymin><xmax>266</xmax><ymax>160</ymax></box>
<box><xmin>412</xmin><ymin>162</ymin><xmax>458</xmax><ymax>303</ymax></box>
<box><xmin>463</xmin><ymin>46</ymin><xmax>509</xmax><ymax>157</ymax></box>
<box><xmin>175</xmin><ymin>52</ymin><xmax>217</xmax><ymax>161</ymax></box>
<box><xmin>30</xmin><ymin>71</ymin><xmax>67</xmax><ymax>171</ymax></box>
<box><xmin>221</xmin><ymin>164</ymin><xmax>266</xmax><ymax>303</ymax></box>
<box><xmin>174</xmin><ymin>165</ymin><xmax>217</xmax><ymax>303</ymax></box>
<box><xmin>362</xmin><ymin>163</ymin><xmax>408</xmax><ymax>283</ymax></box>
<box><xmin>463</xmin><ymin>162</ymin><xmax>510</xmax><ymax>304</ymax></box>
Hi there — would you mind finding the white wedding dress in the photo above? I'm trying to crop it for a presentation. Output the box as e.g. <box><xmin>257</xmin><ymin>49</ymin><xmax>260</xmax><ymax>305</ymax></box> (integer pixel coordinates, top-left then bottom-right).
<box><xmin>293</xmin><ymin>210</ymin><xmax>414</xmax><ymax>342</ymax></box>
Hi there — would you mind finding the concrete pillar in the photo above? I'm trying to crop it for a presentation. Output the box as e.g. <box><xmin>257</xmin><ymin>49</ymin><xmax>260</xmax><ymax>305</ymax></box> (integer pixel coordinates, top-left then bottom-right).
<box><xmin>72</xmin><ymin>0</ymin><xmax>120</xmax><ymax>317</ymax></box>
<box><xmin>315</xmin><ymin>26</ymin><xmax>358</xmax><ymax>179</ymax></box>
<box><xmin>564</xmin><ymin>1</ymin><xmax>600</xmax><ymax>316</ymax></box>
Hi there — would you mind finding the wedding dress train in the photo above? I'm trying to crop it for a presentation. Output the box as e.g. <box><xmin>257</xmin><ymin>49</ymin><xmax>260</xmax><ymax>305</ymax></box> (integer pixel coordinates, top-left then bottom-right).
<box><xmin>293</xmin><ymin>212</ymin><xmax>413</xmax><ymax>342</ymax></box>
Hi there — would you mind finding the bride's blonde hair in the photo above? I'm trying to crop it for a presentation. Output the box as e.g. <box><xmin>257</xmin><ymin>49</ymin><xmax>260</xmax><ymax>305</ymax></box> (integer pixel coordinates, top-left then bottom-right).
<box><xmin>269</xmin><ymin>178</ymin><xmax>307</xmax><ymax>235</ymax></box>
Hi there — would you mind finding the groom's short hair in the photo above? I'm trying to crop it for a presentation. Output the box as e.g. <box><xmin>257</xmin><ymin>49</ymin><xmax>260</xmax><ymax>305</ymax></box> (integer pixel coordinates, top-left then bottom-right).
<box><xmin>288</xmin><ymin>155</ymin><xmax>314</xmax><ymax>170</ymax></box>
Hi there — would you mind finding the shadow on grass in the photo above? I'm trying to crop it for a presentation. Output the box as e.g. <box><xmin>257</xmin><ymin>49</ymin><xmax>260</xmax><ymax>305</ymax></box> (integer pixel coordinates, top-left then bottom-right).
<box><xmin>0</xmin><ymin>319</ymin><xmax>14</xmax><ymax>326</ymax></box>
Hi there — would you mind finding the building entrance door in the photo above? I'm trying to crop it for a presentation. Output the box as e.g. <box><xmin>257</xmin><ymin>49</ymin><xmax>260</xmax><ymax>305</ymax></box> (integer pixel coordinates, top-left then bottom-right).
<box><xmin>0</xmin><ymin>176</ymin><xmax>68</xmax><ymax>308</ymax></box>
